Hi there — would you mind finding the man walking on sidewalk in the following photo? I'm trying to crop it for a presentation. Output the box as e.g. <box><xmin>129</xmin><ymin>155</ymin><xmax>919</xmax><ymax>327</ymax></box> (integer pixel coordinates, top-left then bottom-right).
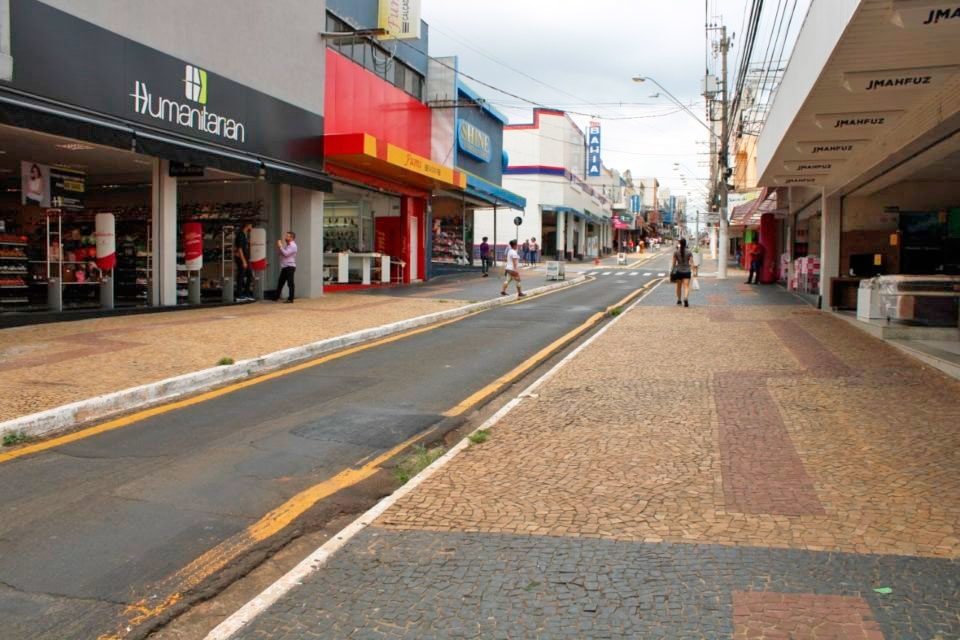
<box><xmin>746</xmin><ymin>242</ymin><xmax>765</xmax><ymax>285</ymax></box>
<box><xmin>275</xmin><ymin>231</ymin><xmax>297</xmax><ymax>303</ymax></box>
<box><xmin>479</xmin><ymin>236</ymin><xmax>491</xmax><ymax>277</ymax></box>
<box><xmin>501</xmin><ymin>239</ymin><xmax>525</xmax><ymax>297</ymax></box>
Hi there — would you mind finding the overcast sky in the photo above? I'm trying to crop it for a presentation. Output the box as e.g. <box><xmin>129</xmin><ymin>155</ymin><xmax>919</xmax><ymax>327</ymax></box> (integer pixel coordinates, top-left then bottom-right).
<box><xmin>422</xmin><ymin>0</ymin><xmax>810</xmax><ymax>215</ymax></box>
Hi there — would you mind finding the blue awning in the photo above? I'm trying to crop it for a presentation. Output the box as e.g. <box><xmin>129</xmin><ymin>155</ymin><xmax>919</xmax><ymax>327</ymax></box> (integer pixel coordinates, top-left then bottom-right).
<box><xmin>466</xmin><ymin>174</ymin><xmax>526</xmax><ymax>211</ymax></box>
<box><xmin>543</xmin><ymin>205</ymin><xmax>609</xmax><ymax>225</ymax></box>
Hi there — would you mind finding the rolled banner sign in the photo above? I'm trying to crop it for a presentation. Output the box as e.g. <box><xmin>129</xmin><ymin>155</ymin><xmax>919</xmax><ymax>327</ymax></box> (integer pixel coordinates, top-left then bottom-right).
<box><xmin>250</xmin><ymin>227</ymin><xmax>267</xmax><ymax>271</ymax></box>
<box><xmin>95</xmin><ymin>213</ymin><xmax>116</xmax><ymax>270</ymax></box>
<box><xmin>183</xmin><ymin>222</ymin><xmax>203</xmax><ymax>271</ymax></box>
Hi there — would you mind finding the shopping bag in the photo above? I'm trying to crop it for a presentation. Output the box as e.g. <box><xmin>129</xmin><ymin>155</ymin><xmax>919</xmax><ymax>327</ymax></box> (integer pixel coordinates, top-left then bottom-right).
<box><xmin>691</xmin><ymin>277</ymin><xmax>700</xmax><ymax>290</ymax></box>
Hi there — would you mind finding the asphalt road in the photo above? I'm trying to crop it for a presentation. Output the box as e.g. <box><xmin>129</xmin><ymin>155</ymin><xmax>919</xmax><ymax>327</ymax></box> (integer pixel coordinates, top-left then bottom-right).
<box><xmin>0</xmin><ymin>251</ymin><xmax>673</xmax><ymax>640</ymax></box>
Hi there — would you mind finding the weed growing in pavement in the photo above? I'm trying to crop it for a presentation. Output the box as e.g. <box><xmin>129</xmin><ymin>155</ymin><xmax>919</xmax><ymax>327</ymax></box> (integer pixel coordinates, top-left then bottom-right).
<box><xmin>524</xmin><ymin>580</ymin><xmax>541</xmax><ymax>592</ymax></box>
<box><xmin>217</xmin><ymin>357</ymin><xmax>235</xmax><ymax>366</ymax></box>
<box><xmin>468</xmin><ymin>430</ymin><xmax>490</xmax><ymax>445</ymax></box>
<box><xmin>2</xmin><ymin>431</ymin><xmax>28</xmax><ymax>447</ymax></box>
<box><xmin>607</xmin><ymin>306</ymin><xmax>623</xmax><ymax>317</ymax></box>
<box><xmin>395</xmin><ymin>444</ymin><xmax>445</xmax><ymax>485</ymax></box>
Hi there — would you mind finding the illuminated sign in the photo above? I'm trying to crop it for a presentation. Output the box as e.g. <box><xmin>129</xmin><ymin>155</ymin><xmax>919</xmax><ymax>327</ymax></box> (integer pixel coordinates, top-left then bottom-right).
<box><xmin>457</xmin><ymin>120</ymin><xmax>492</xmax><ymax>163</ymax></box>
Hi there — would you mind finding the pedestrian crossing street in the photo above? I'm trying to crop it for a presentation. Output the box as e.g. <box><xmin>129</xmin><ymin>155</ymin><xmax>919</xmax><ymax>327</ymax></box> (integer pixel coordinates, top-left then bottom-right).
<box><xmin>583</xmin><ymin>271</ymin><xmax>664</xmax><ymax>277</ymax></box>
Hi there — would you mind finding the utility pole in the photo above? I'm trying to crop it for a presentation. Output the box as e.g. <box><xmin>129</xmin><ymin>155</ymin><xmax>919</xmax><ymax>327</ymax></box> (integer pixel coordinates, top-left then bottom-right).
<box><xmin>717</xmin><ymin>27</ymin><xmax>731</xmax><ymax>280</ymax></box>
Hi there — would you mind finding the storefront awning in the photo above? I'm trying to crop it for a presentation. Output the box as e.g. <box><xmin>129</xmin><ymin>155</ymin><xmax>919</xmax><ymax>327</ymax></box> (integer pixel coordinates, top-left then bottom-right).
<box><xmin>543</xmin><ymin>205</ymin><xmax>610</xmax><ymax>226</ymax></box>
<box><xmin>730</xmin><ymin>188</ymin><xmax>783</xmax><ymax>227</ymax></box>
<box><xmin>324</xmin><ymin>133</ymin><xmax>467</xmax><ymax>192</ymax></box>
<box><xmin>465</xmin><ymin>174</ymin><xmax>526</xmax><ymax>210</ymax></box>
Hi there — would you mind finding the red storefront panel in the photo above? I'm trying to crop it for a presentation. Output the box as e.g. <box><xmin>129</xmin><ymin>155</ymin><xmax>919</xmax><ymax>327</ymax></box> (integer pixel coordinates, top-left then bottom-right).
<box><xmin>324</xmin><ymin>49</ymin><xmax>431</xmax><ymax>158</ymax></box>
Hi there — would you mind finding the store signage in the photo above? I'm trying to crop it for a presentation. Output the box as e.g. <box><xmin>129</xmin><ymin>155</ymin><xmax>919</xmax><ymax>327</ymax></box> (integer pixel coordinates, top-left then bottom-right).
<box><xmin>386</xmin><ymin>144</ymin><xmax>462</xmax><ymax>187</ymax></box>
<box><xmin>630</xmin><ymin>195</ymin><xmax>641</xmax><ymax>213</ymax></box>
<box><xmin>814</xmin><ymin>111</ymin><xmax>904</xmax><ymax>131</ymax></box>
<box><xmin>9</xmin><ymin>0</ymin><xmax>325</xmax><ymax>167</ymax></box>
<box><xmin>378</xmin><ymin>0</ymin><xmax>422</xmax><ymax>40</ymax></box>
<box><xmin>775</xmin><ymin>175</ymin><xmax>824</xmax><ymax>186</ymax></box>
<box><xmin>95</xmin><ymin>213</ymin><xmax>116</xmax><ymax>271</ymax></box>
<box><xmin>20</xmin><ymin>161</ymin><xmax>85</xmax><ymax>210</ymax></box>
<box><xmin>842</xmin><ymin>66</ymin><xmax>960</xmax><ymax>93</ymax></box>
<box><xmin>183</xmin><ymin>222</ymin><xmax>203</xmax><ymax>271</ymax></box>
<box><xmin>457</xmin><ymin>120</ymin><xmax>492</xmax><ymax>163</ymax></box>
<box><xmin>891</xmin><ymin>1</ymin><xmax>960</xmax><ymax>28</ymax></box>
<box><xmin>588</xmin><ymin>121</ymin><xmax>602</xmax><ymax>177</ymax></box>
<box><xmin>250</xmin><ymin>228</ymin><xmax>267</xmax><ymax>271</ymax></box>
<box><xmin>783</xmin><ymin>160</ymin><xmax>844</xmax><ymax>173</ymax></box>
<box><xmin>795</xmin><ymin>139</ymin><xmax>870</xmax><ymax>155</ymax></box>
<box><xmin>168</xmin><ymin>161</ymin><xmax>205</xmax><ymax>178</ymax></box>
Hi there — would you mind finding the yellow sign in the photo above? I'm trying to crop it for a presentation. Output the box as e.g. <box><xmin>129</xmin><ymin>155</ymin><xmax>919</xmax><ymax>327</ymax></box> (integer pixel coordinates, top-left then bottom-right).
<box><xmin>874</xmin><ymin>254</ymin><xmax>883</xmax><ymax>266</ymax></box>
<box><xmin>890</xmin><ymin>233</ymin><xmax>899</xmax><ymax>246</ymax></box>
<box><xmin>386</xmin><ymin>144</ymin><xmax>457</xmax><ymax>185</ymax></box>
<box><xmin>378</xmin><ymin>0</ymin><xmax>421</xmax><ymax>40</ymax></box>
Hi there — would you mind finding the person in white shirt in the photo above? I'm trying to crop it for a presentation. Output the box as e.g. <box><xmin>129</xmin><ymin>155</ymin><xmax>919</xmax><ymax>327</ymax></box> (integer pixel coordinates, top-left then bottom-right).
<box><xmin>500</xmin><ymin>238</ymin><xmax>526</xmax><ymax>297</ymax></box>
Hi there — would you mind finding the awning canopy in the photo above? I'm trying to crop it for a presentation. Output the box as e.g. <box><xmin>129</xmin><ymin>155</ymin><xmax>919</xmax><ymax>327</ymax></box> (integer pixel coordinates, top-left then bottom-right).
<box><xmin>465</xmin><ymin>174</ymin><xmax>526</xmax><ymax>210</ymax></box>
<box><xmin>325</xmin><ymin>133</ymin><xmax>466</xmax><ymax>192</ymax></box>
<box><xmin>730</xmin><ymin>188</ymin><xmax>784</xmax><ymax>227</ymax></box>
<box><xmin>542</xmin><ymin>205</ymin><xmax>610</xmax><ymax>225</ymax></box>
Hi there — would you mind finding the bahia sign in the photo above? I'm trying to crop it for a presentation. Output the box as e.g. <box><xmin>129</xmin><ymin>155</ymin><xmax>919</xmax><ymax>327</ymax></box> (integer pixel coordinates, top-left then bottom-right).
<box><xmin>588</xmin><ymin>121</ymin><xmax>601</xmax><ymax>177</ymax></box>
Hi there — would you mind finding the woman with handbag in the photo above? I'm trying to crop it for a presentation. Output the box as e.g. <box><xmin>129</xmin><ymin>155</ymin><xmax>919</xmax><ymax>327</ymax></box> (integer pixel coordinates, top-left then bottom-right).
<box><xmin>671</xmin><ymin>237</ymin><xmax>694</xmax><ymax>307</ymax></box>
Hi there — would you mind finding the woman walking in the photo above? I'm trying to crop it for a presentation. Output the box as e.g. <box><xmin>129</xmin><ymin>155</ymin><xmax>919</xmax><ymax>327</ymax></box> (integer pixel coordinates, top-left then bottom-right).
<box><xmin>671</xmin><ymin>237</ymin><xmax>694</xmax><ymax>307</ymax></box>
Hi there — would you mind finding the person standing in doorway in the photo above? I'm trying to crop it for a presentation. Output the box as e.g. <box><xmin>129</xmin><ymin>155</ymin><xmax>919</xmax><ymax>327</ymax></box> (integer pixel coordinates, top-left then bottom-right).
<box><xmin>234</xmin><ymin>223</ymin><xmax>253</xmax><ymax>301</ymax></box>
<box><xmin>275</xmin><ymin>231</ymin><xmax>297</xmax><ymax>303</ymax></box>
<box><xmin>529</xmin><ymin>237</ymin><xmax>539</xmax><ymax>264</ymax></box>
<box><xmin>501</xmin><ymin>239</ymin><xmax>525</xmax><ymax>297</ymax></box>
<box><xmin>746</xmin><ymin>242</ymin><xmax>765</xmax><ymax>284</ymax></box>
<box><xmin>671</xmin><ymin>237</ymin><xmax>694</xmax><ymax>307</ymax></box>
<box><xmin>479</xmin><ymin>236</ymin><xmax>492</xmax><ymax>277</ymax></box>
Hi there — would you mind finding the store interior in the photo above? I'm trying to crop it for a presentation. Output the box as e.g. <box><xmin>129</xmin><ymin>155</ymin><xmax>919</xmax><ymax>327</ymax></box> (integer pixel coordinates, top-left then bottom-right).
<box><xmin>322</xmin><ymin>182</ymin><xmax>401</xmax><ymax>284</ymax></box>
<box><xmin>0</xmin><ymin>123</ymin><xmax>276</xmax><ymax>315</ymax></box>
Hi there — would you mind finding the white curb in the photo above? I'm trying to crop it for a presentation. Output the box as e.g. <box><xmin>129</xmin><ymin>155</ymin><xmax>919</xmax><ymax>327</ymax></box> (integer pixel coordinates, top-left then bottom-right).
<box><xmin>0</xmin><ymin>277</ymin><xmax>585</xmax><ymax>441</ymax></box>
<box><xmin>203</xmin><ymin>278</ymin><xmax>663</xmax><ymax>640</ymax></box>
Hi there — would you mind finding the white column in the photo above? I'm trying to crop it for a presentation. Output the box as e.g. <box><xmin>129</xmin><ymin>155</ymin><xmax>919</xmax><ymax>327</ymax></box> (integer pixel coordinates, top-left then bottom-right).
<box><xmin>556</xmin><ymin>210</ymin><xmax>566</xmax><ymax>258</ymax></box>
<box><xmin>565</xmin><ymin>212</ymin><xmax>575</xmax><ymax>258</ymax></box>
<box><xmin>291</xmin><ymin>187</ymin><xmax>324</xmax><ymax>298</ymax></box>
<box><xmin>820</xmin><ymin>190</ymin><xmax>842</xmax><ymax>307</ymax></box>
<box><xmin>578</xmin><ymin>217</ymin><xmax>586</xmax><ymax>255</ymax></box>
<box><xmin>709</xmin><ymin>224</ymin><xmax>718</xmax><ymax>259</ymax></box>
<box><xmin>151</xmin><ymin>158</ymin><xmax>177</xmax><ymax>307</ymax></box>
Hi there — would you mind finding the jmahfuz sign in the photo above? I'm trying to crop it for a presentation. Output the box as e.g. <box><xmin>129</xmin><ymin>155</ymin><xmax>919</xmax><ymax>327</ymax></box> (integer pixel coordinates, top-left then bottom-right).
<box><xmin>8</xmin><ymin>0</ymin><xmax>324</xmax><ymax>167</ymax></box>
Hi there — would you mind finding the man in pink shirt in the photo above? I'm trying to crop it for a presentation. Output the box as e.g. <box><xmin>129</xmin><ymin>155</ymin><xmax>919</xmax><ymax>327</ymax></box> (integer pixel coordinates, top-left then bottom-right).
<box><xmin>275</xmin><ymin>231</ymin><xmax>297</xmax><ymax>303</ymax></box>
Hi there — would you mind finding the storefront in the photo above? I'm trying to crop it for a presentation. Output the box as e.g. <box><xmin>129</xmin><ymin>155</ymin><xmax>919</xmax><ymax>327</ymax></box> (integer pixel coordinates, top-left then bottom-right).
<box><xmin>0</xmin><ymin>0</ymin><xmax>331</xmax><ymax>319</ymax></box>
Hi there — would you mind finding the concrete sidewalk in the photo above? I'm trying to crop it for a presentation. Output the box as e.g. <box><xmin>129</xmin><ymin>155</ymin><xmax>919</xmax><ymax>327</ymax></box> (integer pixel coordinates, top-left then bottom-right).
<box><xmin>0</xmin><ymin>293</ymin><xmax>466</xmax><ymax>423</ymax></box>
<box><xmin>219</xmin><ymin>276</ymin><xmax>960</xmax><ymax>639</ymax></box>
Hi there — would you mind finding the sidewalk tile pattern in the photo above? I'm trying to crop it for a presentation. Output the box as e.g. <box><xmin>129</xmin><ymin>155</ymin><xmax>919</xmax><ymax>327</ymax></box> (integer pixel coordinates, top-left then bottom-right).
<box><xmin>235</xmin><ymin>529</ymin><xmax>960</xmax><ymax>639</ymax></box>
<box><xmin>732</xmin><ymin>592</ymin><xmax>883</xmax><ymax>640</ymax></box>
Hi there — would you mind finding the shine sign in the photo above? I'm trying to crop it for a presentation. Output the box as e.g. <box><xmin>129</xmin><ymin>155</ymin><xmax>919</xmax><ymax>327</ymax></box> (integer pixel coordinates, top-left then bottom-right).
<box><xmin>457</xmin><ymin>120</ymin><xmax>492</xmax><ymax>163</ymax></box>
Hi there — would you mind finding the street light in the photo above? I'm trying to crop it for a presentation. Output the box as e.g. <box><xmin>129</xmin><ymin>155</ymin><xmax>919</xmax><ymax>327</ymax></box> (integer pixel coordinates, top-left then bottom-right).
<box><xmin>633</xmin><ymin>75</ymin><xmax>718</xmax><ymax>140</ymax></box>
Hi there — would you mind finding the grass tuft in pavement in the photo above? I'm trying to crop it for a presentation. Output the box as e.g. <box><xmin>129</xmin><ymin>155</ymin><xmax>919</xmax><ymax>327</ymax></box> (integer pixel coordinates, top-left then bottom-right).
<box><xmin>217</xmin><ymin>357</ymin><xmax>235</xmax><ymax>366</ymax></box>
<box><xmin>468</xmin><ymin>430</ymin><xmax>490</xmax><ymax>445</ymax></box>
<box><xmin>2</xmin><ymin>431</ymin><xmax>28</xmax><ymax>447</ymax></box>
<box><xmin>395</xmin><ymin>444</ymin><xmax>445</xmax><ymax>485</ymax></box>
<box><xmin>607</xmin><ymin>306</ymin><xmax>624</xmax><ymax>317</ymax></box>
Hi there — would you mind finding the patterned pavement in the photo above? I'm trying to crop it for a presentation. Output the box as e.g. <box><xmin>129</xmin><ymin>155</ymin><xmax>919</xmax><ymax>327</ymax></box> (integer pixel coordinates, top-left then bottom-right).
<box><xmin>234</xmin><ymin>276</ymin><xmax>960</xmax><ymax>639</ymax></box>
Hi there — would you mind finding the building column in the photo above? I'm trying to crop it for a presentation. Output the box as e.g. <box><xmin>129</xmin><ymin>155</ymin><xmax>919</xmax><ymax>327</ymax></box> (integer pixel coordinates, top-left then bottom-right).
<box><xmin>820</xmin><ymin>191</ymin><xmax>842</xmax><ymax>307</ymax></box>
<box><xmin>291</xmin><ymin>186</ymin><xmax>324</xmax><ymax>298</ymax></box>
<box><xmin>151</xmin><ymin>158</ymin><xmax>177</xmax><ymax>307</ymax></box>
<box><xmin>578</xmin><ymin>217</ymin><xmax>586</xmax><ymax>256</ymax></box>
<box><xmin>565</xmin><ymin>212</ymin><xmax>575</xmax><ymax>259</ymax></box>
<box><xmin>556</xmin><ymin>210</ymin><xmax>566</xmax><ymax>259</ymax></box>
<box><xmin>709</xmin><ymin>224</ymin><xmax>718</xmax><ymax>259</ymax></box>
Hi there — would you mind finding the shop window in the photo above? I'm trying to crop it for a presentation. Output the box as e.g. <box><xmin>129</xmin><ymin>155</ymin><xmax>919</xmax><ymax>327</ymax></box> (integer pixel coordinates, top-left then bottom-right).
<box><xmin>324</xmin><ymin>202</ymin><xmax>362</xmax><ymax>253</ymax></box>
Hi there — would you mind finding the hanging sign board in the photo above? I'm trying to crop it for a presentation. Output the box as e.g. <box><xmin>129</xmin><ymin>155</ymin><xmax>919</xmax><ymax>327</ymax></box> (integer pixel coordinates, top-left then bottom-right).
<box><xmin>378</xmin><ymin>0</ymin><xmax>422</xmax><ymax>39</ymax></box>
<box><xmin>813</xmin><ymin>111</ymin><xmax>905</xmax><ymax>132</ymax></box>
<box><xmin>183</xmin><ymin>222</ymin><xmax>203</xmax><ymax>270</ymax></box>
<box><xmin>169</xmin><ymin>161</ymin><xmax>205</xmax><ymax>177</ymax></box>
<box><xmin>513</xmin><ymin>216</ymin><xmax>523</xmax><ymax>227</ymax></box>
<box><xmin>891</xmin><ymin>2</ymin><xmax>960</xmax><ymax>29</ymax></box>
<box><xmin>250</xmin><ymin>227</ymin><xmax>267</xmax><ymax>271</ymax></box>
<box><xmin>95</xmin><ymin>213</ymin><xmax>116</xmax><ymax>270</ymax></box>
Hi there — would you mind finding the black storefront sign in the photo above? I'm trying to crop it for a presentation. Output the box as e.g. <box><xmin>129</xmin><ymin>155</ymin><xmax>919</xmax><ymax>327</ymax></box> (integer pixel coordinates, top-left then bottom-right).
<box><xmin>168</xmin><ymin>161</ymin><xmax>205</xmax><ymax>178</ymax></box>
<box><xmin>6</xmin><ymin>0</ymin><xmax>324</xmax><ymax>171</ymax></box>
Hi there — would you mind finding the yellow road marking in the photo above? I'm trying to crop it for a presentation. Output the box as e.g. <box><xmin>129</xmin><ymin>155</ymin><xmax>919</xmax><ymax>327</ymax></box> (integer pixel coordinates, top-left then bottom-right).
<box><xmin>442</xmin><ymin>281</ymin><xmax>657</xmax><ymax>417</ymax></box>
<box><xmin>1</xmin><ymin>314</ymin><xmax>474</xmax><ymax>465</ymax></box>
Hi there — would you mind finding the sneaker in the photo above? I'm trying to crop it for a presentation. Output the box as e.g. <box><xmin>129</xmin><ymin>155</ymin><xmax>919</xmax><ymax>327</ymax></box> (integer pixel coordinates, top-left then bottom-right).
<box><xmin>284</xmin><ymin>299</ymin><xmax>294</xmax><ymax>304</ymax></box>
<box><xmin>677</xmin><ymin>300</ymin><xmax>682</xmax><ymax>305</ymax></box>
<box><xmin>684</xmin><ymin>300</ymin><xmax>689</xmax><ymax>307</ymax></box>
<box><xmin>482</xmin><ymin>273</ymin><xmax>489</xmax><ymax>277</ymax></box>
<box><xmin>517</xmin><ymin>292</ymin><xmax>526</xmax><ymax>298</ymax></box>
<box><xmin>500</xmin><ymin>291</ymin><xmax>507</xmax><ymax>296</ymax></box>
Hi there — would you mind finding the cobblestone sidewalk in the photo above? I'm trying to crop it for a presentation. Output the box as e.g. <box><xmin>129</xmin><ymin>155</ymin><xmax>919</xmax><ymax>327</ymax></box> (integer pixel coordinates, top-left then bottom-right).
<box><xmin>0</xmin><ymin>294</ymin><xmax>462</xmax><ymax>422</ymax></box>
<box><xmin>233</xmin><ymin>277</ymin><xmax>960</xmax><ymax>639</ymax></box>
